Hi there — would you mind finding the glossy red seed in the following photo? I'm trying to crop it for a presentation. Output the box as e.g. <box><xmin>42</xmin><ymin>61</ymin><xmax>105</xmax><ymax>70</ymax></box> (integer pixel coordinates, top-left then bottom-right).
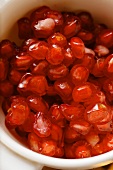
<box><xmin>70</xmin><ymin>64</ymin><xmax>89</xmax><ymax>85</ymax></box>
<box><xmin>48</xmin><ymin>32</ymin><xmax>67</xmax><ymax>47</ymax></box>
<box><xmin>80</xmin><ymin>53</ymin><xmax>95</xmax><ymax>71</ymax></box>
<box><xmin>64</xmin><ymin>126</ymin><xmax>80</xmax><ymax>143</ymax></box>
<box><xmin>77</xmin><ymin>11</ymin><xmax>94</xmax><ymax>30</ymax></box>
<box><xmin>0</xmin><ymin>39</ymin><xmax>14</xmax><ymax>59</ymax></box>
<box><xmin>103</xmin><ymin>54</ymin><xmax>113</xmax><ymax>77</ymax></box>
<box><xmin>85</xmin><ymin>103</ymin><xmax>112</xmax><ymax>124</ymax></box>
<box><xmin>49</xmin><ymin>104</ymin><xmax>66</xmax><ymax>128</ymax></box>
<box><xmin>30</xmin><ymin>6</ymin><xmax>50</xmax><ymax>22</ymax></box>
<box><xmin>74</xmin><ymin>144</ymin><xmax>91</xmax><ymax>158</ymax></box>
<box><xmin>47</xmin><ymin>64</ymin><xmax>69</xmax><ymax>81</ymax></box>
<box><xmin>21</xmin><ymin>38</ymin><xmax>38</xmax><ymax>52</ymax></box>
<box><xmin>61</xmin><ymin>16</ymin><xmax>81</xmax><ymax>38</ymax></box>
<box><xmin>91</xmin><ymin>58</ymin><xmax>105</xmax><ymax>77</ymax></box>
<box><xmin>95</xmin><ymin>121</ymin><xmax>113</xmax><ymax>133</ymax></box>
<box><xmin>22</xmin><ymin>112</ymin><xmax>35</xmax><ymax>132</ymax></box>
<box><xmin>11</xmin><ymin>52</ymin><xmax>34</xmax><ymax>71</ymax></box>
<box><xmin>70</xmin><ymin>37</ymin><xmax>85</xmax><ymax>59</ymax></box>
<box><xmin>77</xmin><ymin>29</ymin><xmax>94</xmax><ymax>45</ymax></box>
<box><xmin>28</xmin><ymin>132</ymin><xmax>42</xmax><ymax>153</ymax></box>
<box><xmin>46</xmin><ymin>44</ymin><xmax>64</xmax><ymax>65</ymax></box>
<box><xmin>72</xmin><ymin>82</ymin><xmax>96</xmax><ymax>103</ymax></box>
<box><xmin>96</xmin><ymin>29</ymin><xmax>113</xmax><ymax>48</ymax></box>
<box><xmin>18</xmin><ymin>74</ymin><xmax>48</xmax><ymax>96</ymax></box>
<box><xmin>60</xmin><ymin>104</ymin><xmax>84</xmax><ymax>121</ymax></box>
<box><xmin>94</xmin><ymin>45</ymin><xmax>109</xmax><ymax>57</ymax></box>
<box><xmin>32</xmin><ymin>18</ymin><xmax>55</xmax><ymax>38</ymax></box>
<box><xmin>17</xmin><ymin>73</ymin><xmax>32</xmax><ymax>95</ymax></box>
<box><xmin>6</xmin><ymin>98</ymin><xmax>30</xmax><ymax>125</ymax></box>
<box><xmin>41</xmin><ymin>140</ymin><xmax>57</xmax><ymax>156</ymax></box>
<box><xmin>54</xmin><ymin>146</ymin><xmax>64</xmax><ymax>158</ymax></box>
<box><xmin>103</xmin><ymin>78</ymin><xmax>113</xmax><ymax>103</ymax></box>
<box><xmin>0</xmin><ymin>80</ymin><xmax>14</xmax><ymax>97</ymax></box>
<box><xmin>30</xmin><ymin>60</ymin><xmax>49</xmax><ymax>76</ymax></box>
<box><xmin>64</xmin><ymin>143</ymin><xmax>75</xmax><ymax>158</ymax></box>
<box><xmin>70</xmin><ymin>119</ymin><xmax>91</xmax><ymax>135</ymax></box>
<box><xmin>51</xmin><ymin>124</ymin><xmax>63</xmax><ymax>146</ymax></box>
<box><xmin>28</xmin><ymin>41</ymin><xmax>49</xmax><ymax>60</ymax></box>
<box><xmin>85</xmin><ymin>130</ymin><xmax>100</xmax><ymax>147</ymax></box>
<box><xmin>28</xmin><ymin>75</ymin><xmax>48</xmax><ymax>96</ymax></box>
<box><xmin>33</xmin><ymin>112</ymin><xmax>51</xmax><ymax>137</ymax></box>
<box><xmin>63</xmin><ymin>45</ymin><xmax>75</xmax><ymax>67</ymax></box>
<box><xmin>27</xmin><ymin>94</ymin><xmax>48</xmax><ymax>113</ymax></box>
<box><xmin>18</xmin><ymin>17</ymin><xmax>32</xmax><ymax>39</ymax></box>
<box><xmin>0</xmin><ymin>58</ymin><xmax>9</xmax><ymax>81</ymax></box>
<box><xmin>8</xmin><ymin>69</ymin><xmax>25</xmax><ymax>85</ymax></box>
<box><xmin>45</xmin><ymin>10</ymin><xmax>63</xmax><ymax>31</ymax></box>
<box><xmin>54</xmin><ymin>77</ymin><xmax>74</xmax><ymax>101</ymax></box>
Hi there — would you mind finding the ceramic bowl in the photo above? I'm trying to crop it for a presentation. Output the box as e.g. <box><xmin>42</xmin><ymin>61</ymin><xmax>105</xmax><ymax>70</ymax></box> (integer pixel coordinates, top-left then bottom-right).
<box><xmin>1</xmin><ymin>0</ymin><xmax>113</xmax><ymax>170</ymax></box>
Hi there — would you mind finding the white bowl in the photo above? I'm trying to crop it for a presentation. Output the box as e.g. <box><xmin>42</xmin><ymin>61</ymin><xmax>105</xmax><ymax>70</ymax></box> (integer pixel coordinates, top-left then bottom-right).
<box><xmin>1</xmin><ymin>0</ymin><xmax>113</xmax><ymax>170</ymax></box>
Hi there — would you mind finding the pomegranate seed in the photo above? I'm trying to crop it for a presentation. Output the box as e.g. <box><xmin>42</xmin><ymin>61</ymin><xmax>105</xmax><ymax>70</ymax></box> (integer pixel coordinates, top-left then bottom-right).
<box><xmin>85</xmin><ymin>103</ymin><xmax>112</xmax><ymax>124</ymax></box>
<box><xmin>80</xmin><ymin>53</ymin><xmax>95</xmax><ymax>71</ymax></box>
<box><xmin>47</xmin><ymin>64</ymin><xmax>69</xmax><ymax>81</ymax></box>
<box><xmin>46</xmin><ymin>44</ymin><xmax>64</xmax><ymax>65</ymax></box>
<box><xmin>77</xmin><ymin>11</ymin><xmax>94</xmax><ymax>30</ymax></box>
<box><xmin>70</xmin><ymin>119</ymin><xmax>91</xmax><ymax>135</ymax></box>
<box><xmin>28</xmin><ymin>132</ymin><xmax>42</xmax><ymax>153</ymax></box>
<box><xmin>30</xmin><ymin>6</ymin><xmax>50</xmax><ymax>22</ymax></box>
<box><xmin>85</xmin><ymin>130</ymin><xmax>100</xmax><ymax>147</ymax></box>
<box><xmin>8</xmin><ymin>69</ymin><xmax>25</xmax><ymax>85</ymax></box>
<box><xmin>0</xmin><ymin>80</ymin><xmax>14</xmax><ymax>97</ymax></box>
<box><xmin>51</xmin><ymin>124</ymin><xmax>63</xmax><ymax>145</ymax></box>
<box><xmin>49</xmin><ymin>104</ymin><xmax>66</xmax><ymax>128</ymax></box>
<box><xmin>91</xmin><ymin>58</ymin><xmax>105</xmax><ymax>77</ymax></box>
<box><xmin>41</xmin><ymin>140</ymin><xmax>57</xmax><ymax>156</ymax></box>
<box><xmin>63</xmin><ymin>45</ymin><xmax>75</xmax><ymax>67</ymax></box>
<box><xmin>94</xmin><ymin>45</ymin><xmax>109</xmax><ymax>57</ymax></box>
<box><xmin>45</xmin><ymin>10</ymin><xmax>63</xmax><ymax>31</ymax></box>
<box><xmin>11</xmin><ymin>52</ymin><xmax>34</xmax><ymax>71</ymax></box>
<box><xmin>72</xmin><ymin>82</ymin><xmax>97</xmax><ymax>103</ymax></box>
<box><xmin>0</xmin><ymin>58</ymin><xmax>9</xmax><ymax>81</ymax></box>
<box><xmin>48</xmin><ymin>32</ymin><xmax>67</xmax><ymax>47</ymax></box>
<box><xmin>74</xmin><ymin>143</ymin><xmax>91</xmax><ymax>158</ymax></box>
<box><xmin>103</xmin><ymin>54</ymin><xmax>113</xmax><ymax>77</ymax></box>
<box><xmin>77</xmin><ymin>29</ymin><xmax>94</xmax><ymax>45</ymax></box>
<box><xmin>54</xmin><ymin>77</ymin><xmax>74</xmax><ymax>101</ymax></box>
<box><xmin>61</xmin><ymin>16</ymin><xmax>81</xmax><ymax>38</ymax></box>
<box><xmin>28</xmin><ymin>41</ymin><xmax>49</xmax><ymax>60</ymax></box>
<box><xmin>32</xmin><ymin>18</ymin><xmax>55</xmax><ymax>38</ymax></box>
<box><xmin>96</xmin><ymin>29</ymin><xmax>113</xmax><ymax>48</ymax></box>
<box><xmin>60</xmin><ymin>104</ymin><xmax>84</xmax><ymax>121</ymax></box>
<box><xmin>6</xmin><ymin>98</ymin><xmax>30</xmax><ymax>125</ymax></box>
<box><xmin>70</xmin><ymin>64</ymin><xmax>89</xmax><ymax>85</ymax></box>
<box><xmin>27</xmin><ymin>94</ymin><xmax>48</xmax><ymax>113</ymax></box>
<box><xmin>18</xmin><ymin>17</ymin><xmax>33</xmax><ymax>39</ymax></box>
<box><xmin>0</xmin><ymin>39</ymin><xmax>14</xmax><ymax>59</ymax></box>
<box><xmin>70</xmin><ymin>37</ymin><xmax>85</xmax><ymax>59</ymax></box>
<box><xmin>22</xmin><ymin>111</ymin><xmax>35</xmax><ymax>132</ymax></box>
<box><xmin>30</xmin><ymin>60</ymin><xmax>49</xmax><ymax>76</ymax></box>
<box><xmin>64</xmin><ymin>126</ymin><xmax>80</xmax><ymax>143</ymax></box>
<box><xmin>33</xmin><ymin>112</ymin><xmax>51</xmax><ymax>137</ymax></box>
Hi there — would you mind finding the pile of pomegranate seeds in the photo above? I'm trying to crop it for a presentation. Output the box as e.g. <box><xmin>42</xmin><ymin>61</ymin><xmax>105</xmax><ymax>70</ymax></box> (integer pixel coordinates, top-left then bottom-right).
<box><xmin>1</xmin><ymin>5</ymin><xmax>113</xmax><ymax>159</ymax></box>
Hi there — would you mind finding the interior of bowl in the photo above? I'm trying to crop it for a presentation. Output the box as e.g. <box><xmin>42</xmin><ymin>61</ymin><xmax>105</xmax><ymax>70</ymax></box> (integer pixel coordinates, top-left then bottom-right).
<box><xmin>1</xmin><ymin>0</ymin><xmax>113</xmax><ymax>169</ymax></box>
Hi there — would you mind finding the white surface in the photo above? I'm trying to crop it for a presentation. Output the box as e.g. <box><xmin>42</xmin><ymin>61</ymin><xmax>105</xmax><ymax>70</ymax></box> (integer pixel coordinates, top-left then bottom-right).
<box><xmin>0</xmin><ymin>142</ymin><xmax>43</xmax><ymax>170</ymax></box>
<box><xmin>1</xmin><ymin>0</ymin><xmax>113</xmax><ymax>170</ymax></box>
